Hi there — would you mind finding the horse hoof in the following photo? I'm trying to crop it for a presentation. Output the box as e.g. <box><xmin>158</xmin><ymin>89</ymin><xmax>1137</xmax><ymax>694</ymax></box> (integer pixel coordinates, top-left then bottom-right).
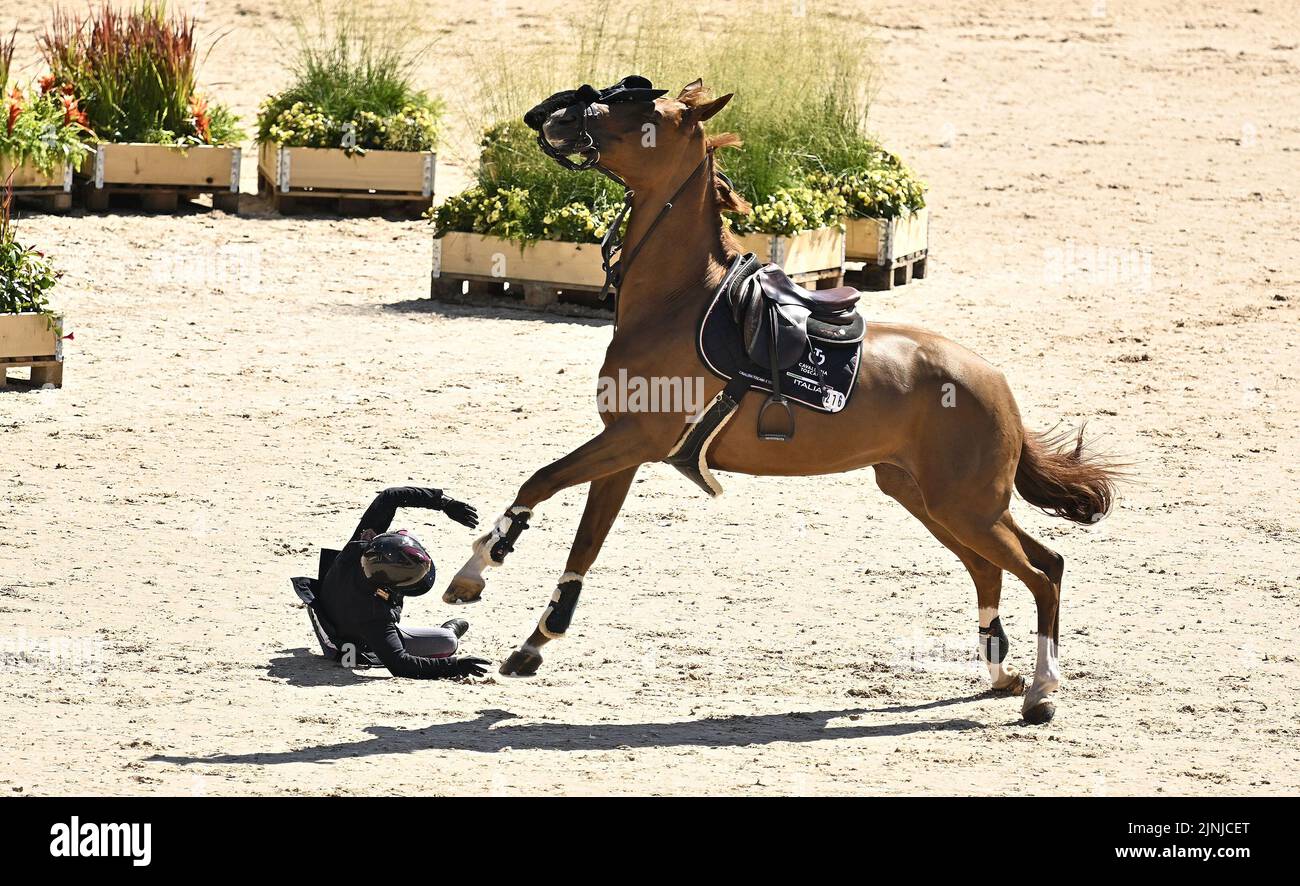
<box><xmin>993</xmin><ymin>673</ymin><xmax>1026</xmax><ymax>696</ymax></box>
<box><xmin>500</xmin><ymin>648</ymin><xmax>543</xmax><ymax>677</ymax></box>
<box><xmin>443</xmin><ymin>575</ymin><xmax>485</xmax><ymax>604</ymax></box>
<box><xmin>1022</xmin><ymin>699</ymin><xmax>1056</xmax><ymax>725</ymax></box>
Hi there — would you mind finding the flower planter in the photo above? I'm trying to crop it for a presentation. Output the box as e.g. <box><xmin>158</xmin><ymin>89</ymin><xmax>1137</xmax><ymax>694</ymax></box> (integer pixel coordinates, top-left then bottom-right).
<box><xmin>843</xmin><ymin>207</ymin><xmax>929</xmax><ymax>289</ymax></box>
<box><xmin>430</xmin><ymin>232</ymin><xmax>610</xmax><ymax>314</ymax></box>
<box><xmin>734</xmin><ymin>225</ymin><xmax>846</xmax><ymax>287</ymax></box>
<box><xmin>81</xmin><ymin>143</ymin><xmax>241</xmax><ymax>212</ymax></box>
<box><xmin>0</xmin><ymin>157</ymin><xmax>74</xmax><ymax>212</ymax></box>
<box><xmin>0</xmin><ymin>312</ymin><xmax>64</xmax><ymax>388</ymax></box>
<box><xmin>258</xmin><ymin>142</ymin><xmax>435</xmax><ymax>214</ymax></box>
<box><xmin>429</xmin><ymin>225</ymin><xmax>850</xmax><ymax>315</ymax></box>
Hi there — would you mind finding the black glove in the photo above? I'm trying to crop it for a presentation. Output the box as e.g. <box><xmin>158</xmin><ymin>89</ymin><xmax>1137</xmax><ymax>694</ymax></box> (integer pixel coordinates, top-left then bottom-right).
<box><xmin>441</xmin><ymin>497</ymin><xmax>479</xmax><ymax>529</ymax></box>
<box><xmin>445</xmin><ymin>656</ymin><xmax>491</xmax><ymax>678</ymax></box>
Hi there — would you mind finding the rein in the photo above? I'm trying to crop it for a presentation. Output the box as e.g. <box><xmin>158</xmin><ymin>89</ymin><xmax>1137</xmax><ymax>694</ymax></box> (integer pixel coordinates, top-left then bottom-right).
<box><xmin>597</xmin><ymin>147</ymin><xmax>716</xmax><ymax>319</ymax></box>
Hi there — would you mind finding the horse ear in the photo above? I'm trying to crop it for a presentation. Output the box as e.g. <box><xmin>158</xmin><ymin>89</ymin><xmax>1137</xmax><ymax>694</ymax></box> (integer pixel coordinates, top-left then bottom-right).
<box><xmin>691</xmin><ymin>92</ymin><xmax>733</xmax><ymax>123</ymax></box>
<box><xmin>677</xmin><ymin>78</ymin><xmax>704</xmax><ymax>99</ymax></box>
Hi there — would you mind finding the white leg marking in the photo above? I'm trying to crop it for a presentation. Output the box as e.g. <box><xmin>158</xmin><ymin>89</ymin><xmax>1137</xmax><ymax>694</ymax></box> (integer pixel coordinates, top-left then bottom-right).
<box><xmin>978</xmin><ymin>607</ymin><xmax>997</xmax><ymax>628</ymax></box>
<box><xmin>1023</xmin><ymin>634</ymin><xmax>1061</xmax><ymax>711</ymax></box>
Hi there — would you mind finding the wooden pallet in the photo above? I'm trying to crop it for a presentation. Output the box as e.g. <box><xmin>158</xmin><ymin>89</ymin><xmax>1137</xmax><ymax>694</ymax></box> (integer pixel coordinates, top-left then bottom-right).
<box><xmin>430</xmin><ymin>273</ymin><xmax>614</xmax><ymax>317</ymax></box>
<box><xmin>81</xmin><ymin>143</ymin><xmax>241</xmax><ymax>213</ymax></box>
<box><xmin>258</xmin><ymin>143</ymin><xmax>434</xmax><ymax>216</ymax></box>
<box><xmin>844</xmin><ymin>209</ymin><xmax>929</xmax><ymax>290</ymax></box>
<box><xmin>0</xmin><ymin>356</ymin><xmax>63</xmax><ymax>388</ymax></box>
<box><xmin>82</xmin><ymin>184</ymin><xmax>239</xmax><ymax>212</ymax></box>
<box><xmin>849</xmin><ymin>250</ymin><xmax>929</xmax><ymax>290</ymax></box>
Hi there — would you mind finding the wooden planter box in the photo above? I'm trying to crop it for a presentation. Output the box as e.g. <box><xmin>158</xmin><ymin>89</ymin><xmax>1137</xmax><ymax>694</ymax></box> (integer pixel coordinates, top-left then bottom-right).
<box><xmin>844</xmin><ymin>207</ymin><xmax>929</xmax><ymax>289</ymax></box>
<box><xmin>0</xmin><ymin>313</ymin><xmax>64</xmax><ymax>388</ymax></box>
<box><xmin>83</xmin><ymin>143</ymin><xmax>241</xmax><ymax>212</ymax></box>
<box><xmin>258</xmin><ymin>142</ymin><xmax>435</xmax><ymax>213</ymax></box>
<box><xmin>430</xmin><ymin>224</ymin><xmax>850</xmax><ymax>314</ymax></box>
<box><xmin>0</xmin><ymin>157</ymin><xmax>74</xmax><ymax>211</ymax></box>
<box><xmin>735</xmin><ymin>225</ymin><xmax>846</xmax><ymax>287</ymax></box>
<box><xmin>430</xmin><ymin>232</ymin><xmax>610</xmax><ymax>313</ymax></box>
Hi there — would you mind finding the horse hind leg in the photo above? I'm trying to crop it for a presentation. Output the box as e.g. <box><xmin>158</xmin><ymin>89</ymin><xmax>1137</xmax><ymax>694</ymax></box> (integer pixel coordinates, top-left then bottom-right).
<box><xmin>873</xmin><ymin>465</ymin><xmax>1025</xmax><ymax>695</ymax></box>
<box><xmin>929</xmin><ymin>504</ymin><xmax>1063</xmax><ymax>724</ymax></box>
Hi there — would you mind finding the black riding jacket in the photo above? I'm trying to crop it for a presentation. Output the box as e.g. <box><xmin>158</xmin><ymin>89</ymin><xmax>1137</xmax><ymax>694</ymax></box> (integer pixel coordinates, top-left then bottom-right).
<box><xmin>316</xmin><ymin>487</ymin><xmax>458</xmax><ymax>679</ymax></box>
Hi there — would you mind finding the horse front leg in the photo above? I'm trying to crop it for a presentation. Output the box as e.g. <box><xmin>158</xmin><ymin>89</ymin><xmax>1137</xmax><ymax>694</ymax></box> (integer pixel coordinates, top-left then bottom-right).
<box><xmin>500</xmin><ymin>466</ymin><xmax>639</xmax><ymax>676</ymax></box>
<box><xmin>444</xmin><ymin>420</ymin><xmax>657</xmax><ymax>605</ymax></box>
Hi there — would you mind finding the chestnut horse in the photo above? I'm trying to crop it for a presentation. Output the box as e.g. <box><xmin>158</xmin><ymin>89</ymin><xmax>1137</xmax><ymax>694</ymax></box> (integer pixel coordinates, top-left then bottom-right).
<box><xmin>445</xmin><ymin>79</ymin><xmax>1119</xmax><ymax>724</ymax></box>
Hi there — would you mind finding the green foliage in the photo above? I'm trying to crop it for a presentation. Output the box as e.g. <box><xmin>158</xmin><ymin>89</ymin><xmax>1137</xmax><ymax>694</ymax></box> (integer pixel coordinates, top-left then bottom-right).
<box><xmin>433</xmin><ymin>0</ymin><xmax>925</xmax><ymax>242</ymax></box>
<box><xmin>38</xmin><ymin>2</ymin><xmax>243</xmax><ymax>146</ymax></box>
<box><xmin>256</xmin><ymin>1</ymin><xmax>442</xmax><ymax>151</ymax></box>
<box><xmin>2</xmin><ymin>88</ymin><xmax>96</xmax><ymax>176</ymax></box>
<box><xmin>733</xmin><ymin>186</ymin><xmax>846</xmax><ymax>237</ymax></box>
<box><xmin>0</xmin><ymin>179</ymin><xmax>60</xmax><ymax>319</ymax></box>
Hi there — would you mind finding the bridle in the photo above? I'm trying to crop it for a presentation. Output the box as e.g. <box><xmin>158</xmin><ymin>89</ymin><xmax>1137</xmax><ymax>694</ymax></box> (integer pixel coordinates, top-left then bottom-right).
<box><xmin>526</xmin><ymin>77</ymin><xmax>725</xmax><ymax>319</ymax></box>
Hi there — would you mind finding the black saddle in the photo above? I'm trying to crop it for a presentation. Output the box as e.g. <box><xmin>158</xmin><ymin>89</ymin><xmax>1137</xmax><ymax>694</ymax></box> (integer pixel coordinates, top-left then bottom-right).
<box><xmin>664</xmin><ymin>254</ymin><xmax>866</xmax><ymax>497</ymax></box>
<box><xmin>290</xmin><ymin>548</ymin><xmax>382</xmax><ymax>667</ymax></box>
<box><xmin>720</xmin><ymin>253</ymin><xmax>866</xmax><ymax>440</ymax></box>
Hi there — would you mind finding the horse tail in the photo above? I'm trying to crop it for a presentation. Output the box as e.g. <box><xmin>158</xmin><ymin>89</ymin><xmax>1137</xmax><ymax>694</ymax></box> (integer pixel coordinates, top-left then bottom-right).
<box><xmin>1014</xmin><ymin>424</ymin><xmax>1124</xmax><ymax>525</ymax></box>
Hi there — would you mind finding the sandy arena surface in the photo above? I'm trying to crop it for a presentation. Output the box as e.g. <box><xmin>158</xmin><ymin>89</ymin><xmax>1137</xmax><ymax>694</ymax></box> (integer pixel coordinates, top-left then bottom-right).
<box><xmin>1</xmin><ymin>0</ymin><xmax>1297</xmax><ymax>796</ymax></box>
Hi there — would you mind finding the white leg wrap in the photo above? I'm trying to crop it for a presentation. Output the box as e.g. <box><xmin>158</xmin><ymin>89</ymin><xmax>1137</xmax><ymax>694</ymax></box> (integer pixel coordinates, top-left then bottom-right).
<box><xmin>455</xmin><ymin>505</ymin><xmax>533</xmax><ymax>582</ymax></box>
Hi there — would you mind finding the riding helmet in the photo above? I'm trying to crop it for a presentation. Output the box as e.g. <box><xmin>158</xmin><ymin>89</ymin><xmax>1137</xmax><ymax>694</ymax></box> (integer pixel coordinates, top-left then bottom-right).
<box><xmin>360</xmin><ymin>531</ymin><xmax>435</xmax><ymax>596</ymax></box>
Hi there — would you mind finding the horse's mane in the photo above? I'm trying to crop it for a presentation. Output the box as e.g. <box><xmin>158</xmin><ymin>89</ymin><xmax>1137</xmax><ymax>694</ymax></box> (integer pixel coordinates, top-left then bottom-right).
<box><xmin>678</xmin><ymin>83</ymin><xmax>751</xmax><ymax>217</ymax></box>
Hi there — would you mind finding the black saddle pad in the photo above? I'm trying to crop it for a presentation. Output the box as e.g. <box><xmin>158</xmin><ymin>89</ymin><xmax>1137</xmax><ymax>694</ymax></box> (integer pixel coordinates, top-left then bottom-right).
<box><xmin>697</xmin><ymin>287</ymin><xmax>861</xmax><ymax>413</ymax></box>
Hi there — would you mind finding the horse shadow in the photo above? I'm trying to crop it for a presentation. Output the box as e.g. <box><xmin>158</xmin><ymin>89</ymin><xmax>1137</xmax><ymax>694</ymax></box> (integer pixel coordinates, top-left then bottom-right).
<box><xmin>383</xmin><ymin>295</ymin><xmax>610</xmax><ymax>327</ymax></box>
<box><xmin>149</xmin><ymin>706</ymin><xmax>987</xmax><ymax>767</ymax></box>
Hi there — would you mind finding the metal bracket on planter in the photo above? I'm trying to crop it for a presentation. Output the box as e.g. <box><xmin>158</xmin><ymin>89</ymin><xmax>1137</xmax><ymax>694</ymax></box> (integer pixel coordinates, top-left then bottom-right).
<box><xmin>62</xmin><ymin>163</ymin><xmax>73</xmax><ymax>193</ymax></box>
<box><xmin>94</xmin><ymin>145</ymin><xmax>106</xmax><ymax>189</ymax></box>
<box><xmin>278</xmin><ymin>148</ymin><xmax>291</xmax><ymax>194</ymax></box>
<box><xmin>230</xmin><ymin>147</ymin><xmax>242</xmax><ymax>192</ymax></box>
<box><xmin>430</xmin><ymin>237</ymin><xmax>443</xmax><ymax>281</ymax></box>
<box><xmin>422</xmin><ymin>154</ymin><xmax>435</xmax><ymax>198</ymax></box>
<box><xmin>769</xmin><ymin>235</ymin><xmax>786</xmax><ymax>267</ymax></box>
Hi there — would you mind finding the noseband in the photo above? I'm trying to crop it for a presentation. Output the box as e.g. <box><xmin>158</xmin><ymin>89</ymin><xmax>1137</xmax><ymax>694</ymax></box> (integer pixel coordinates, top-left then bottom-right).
<box><xmin>531</xmin><ymin>87</ymin><xmax>605</xmax><ymax>172</ymax></box>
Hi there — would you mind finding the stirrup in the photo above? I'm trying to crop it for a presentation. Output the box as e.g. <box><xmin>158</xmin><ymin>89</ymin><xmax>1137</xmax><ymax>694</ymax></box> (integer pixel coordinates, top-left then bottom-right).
<box><xmin>757</xmin><ymin>395</ymin><xmax>796</xmax><ymax>441</ymax></box>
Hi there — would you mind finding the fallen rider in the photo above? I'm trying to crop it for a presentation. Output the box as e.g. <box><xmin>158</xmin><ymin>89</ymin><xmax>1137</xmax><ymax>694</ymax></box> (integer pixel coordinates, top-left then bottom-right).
<box><xmin>303</xmin><ymin>486</ymin><xmax>491</xmax><ymax>679</ymax></box>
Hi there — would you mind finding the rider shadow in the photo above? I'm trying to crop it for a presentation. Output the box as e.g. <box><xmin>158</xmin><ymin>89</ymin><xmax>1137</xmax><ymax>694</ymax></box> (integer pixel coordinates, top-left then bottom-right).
<box><xmin>266</xmin><ymin>648</ymin><xmax>375</xmax><ymax>687</ymax></box>
<box><xmin>149</xmin><ymin>707</ymin><xmax>987</xmax><ymax>766</ymax></box>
